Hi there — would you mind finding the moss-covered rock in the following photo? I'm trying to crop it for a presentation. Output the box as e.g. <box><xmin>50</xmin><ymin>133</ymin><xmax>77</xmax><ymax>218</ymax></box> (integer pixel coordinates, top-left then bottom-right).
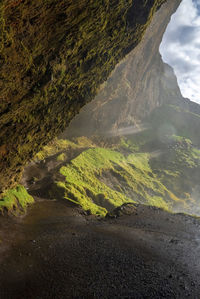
<box><xmin>27</xmin><ymin>133</ymin><xmax>200</xmax><ymax>217</ymax></box>
<box><xmin>55</xmin><ymin>132</ymin><xmax>200</xmax><ymax>216</ymax></box>
<box><xmin>0</xmin><ymin>0</ymin><xmax>166</xmax><ymax>196</ymax></box>
<box><xmin>0</xmin><ymin>184</ymin><xmax>34</xmax><ymax>215</ymax></box>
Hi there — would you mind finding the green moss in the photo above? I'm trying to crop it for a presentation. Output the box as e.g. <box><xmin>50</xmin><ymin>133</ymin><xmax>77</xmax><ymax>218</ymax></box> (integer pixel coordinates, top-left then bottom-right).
<box><xmin>55</xmin><ymin>144</ymin><xmax>180</xmax><ymax>216</ymax></box>
<box><xmin>58</xmin><ymin>148</ymin><xmax>129</xmax><ymax>216</ymax></box>
<box><xmin>120</xmin><ymin>137</ymin><xmax>140</xmax><ymax>152</ymax></box>
<box><xmin>35</xmin><ymin>138</ymin><xmax>78</xmax><ymax>161</ymax></box>
<box><xmin>127</xmin><ymin>153</ymin><xmax>151</xmax><ymax>172</ymax></box>
<box><xmin>44</xmin><ymin>129</ymin><xmax>200</xmax><ymax>217</ymax></box>
<box><xmin>57</xmin><ymin>153</ymin><xmax>66</xmax><ymax>162</ymax></box>
<box><xmin>145</xmin><ymin>124</ymin><xmax>200</xmax><ymax>204</ymax></box>
<box><xmin>10</xmin><ymin>120</ymin><xmax>197</xmax><ymax>218</ymax></box>
<box><xmin>147</xmin><ymin>196</ymin><xmax>170</xmax><ymax>211</ymax></box>
<box><xmin>0</xmin><ymin>185</ymin><xmax>34</xmax><ymax>215</ymax></box>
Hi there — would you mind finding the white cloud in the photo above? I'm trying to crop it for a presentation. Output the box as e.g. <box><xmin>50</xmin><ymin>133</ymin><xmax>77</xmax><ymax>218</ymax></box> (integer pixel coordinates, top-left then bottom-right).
<box><xmin>160</xmin><ymin>0</ymin><xmax>200</xmax><ymax>103</ymax></box>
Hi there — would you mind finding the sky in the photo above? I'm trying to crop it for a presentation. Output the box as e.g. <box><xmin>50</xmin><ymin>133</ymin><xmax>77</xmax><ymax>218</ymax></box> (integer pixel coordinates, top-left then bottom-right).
<box><xmin>160</xmin><ymin>0</ymin><xmax>200</xmax><ymax>103</ymax></box>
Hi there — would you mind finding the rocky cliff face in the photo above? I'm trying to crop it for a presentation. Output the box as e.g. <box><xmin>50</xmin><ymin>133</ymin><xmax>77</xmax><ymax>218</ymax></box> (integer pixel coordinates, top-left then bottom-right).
<box><xmin>0</xmin><ymin>0</ymin><xmax>167</xmax><ymax>195</ymax></box>
<box><xmin>63</xmin><ymin>0</ymin><xmax>181</xmax><ymax>137</ymax></box>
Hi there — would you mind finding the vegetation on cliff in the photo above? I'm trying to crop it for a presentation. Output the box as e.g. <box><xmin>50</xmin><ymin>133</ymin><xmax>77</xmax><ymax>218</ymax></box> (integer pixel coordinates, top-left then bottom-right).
<box><xmin>20</xmin><ymin>104</ymin><xmax>200</xmax><ymax>218</ymax></box>
<box><xmin>56</xmin><ymin>146</ymin><xmax>174</xmax><ymax>216</ymax></box>
<box><xmin>0</xmin><ymin>0</ymin><xmax>166</xmax><ymax>196</ymax></box>
<box><xmin>3</xmin><ymin>101</ymin><xmax>200</xmax><ymax>216</ymax></box>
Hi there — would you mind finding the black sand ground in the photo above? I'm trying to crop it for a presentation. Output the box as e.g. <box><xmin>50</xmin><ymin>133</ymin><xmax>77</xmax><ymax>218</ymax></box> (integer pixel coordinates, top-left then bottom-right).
<box><xmin>0</xmin><ymin>199</ymin><xmax>200</xmax><ymax>298</ymax></box>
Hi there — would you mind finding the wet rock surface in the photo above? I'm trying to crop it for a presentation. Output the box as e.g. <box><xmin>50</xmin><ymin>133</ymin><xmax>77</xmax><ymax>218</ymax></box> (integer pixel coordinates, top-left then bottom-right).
<box><xmin>0</xmin><ymin>199</ymin><xmax>200</xmax><ymax>298</ymax></box>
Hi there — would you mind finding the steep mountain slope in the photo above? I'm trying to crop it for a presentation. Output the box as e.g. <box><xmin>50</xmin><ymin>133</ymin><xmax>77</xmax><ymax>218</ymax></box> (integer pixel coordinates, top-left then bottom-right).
<box><xmin>0</xmin><ymin>0</ymin><xmax>168</xmax><ymax>195</ymax></box>
<box><xmin>63</xmin><ymin>0</ymin><xmax>181</xmax><ymax>137</ymax></box>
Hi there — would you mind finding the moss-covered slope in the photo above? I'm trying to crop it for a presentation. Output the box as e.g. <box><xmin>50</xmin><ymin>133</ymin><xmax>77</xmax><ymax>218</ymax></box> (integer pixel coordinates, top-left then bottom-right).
<box><xmin>56</xmin><ymin>146</ymin><xmax>178</xmax><ymax>216</ymax></box>
<box><xmin>0</xmin><ymin>0</ymin><xmax>166</xmax><ymax>195</ymax></box>
<box><xmin>20</xmin><ymin>128</ymin><xmax>200</xmax><ymax>217</ymax></box>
